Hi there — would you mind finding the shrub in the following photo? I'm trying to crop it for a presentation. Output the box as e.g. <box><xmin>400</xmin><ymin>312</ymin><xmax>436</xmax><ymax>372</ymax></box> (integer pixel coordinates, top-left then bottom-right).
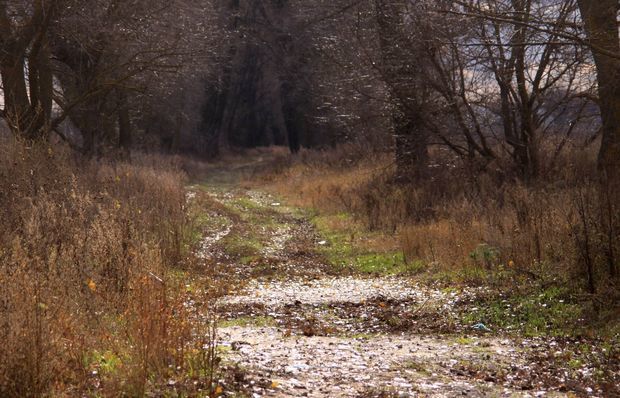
<box><xmin>263</xmin><ymin>144</ymin><xmax>619</xmax><ymax>302</ymax></box>
<box><xmin>0</xmin><ymin>138</ymin><xmax>211</xmax><ymax>396</ymax></box>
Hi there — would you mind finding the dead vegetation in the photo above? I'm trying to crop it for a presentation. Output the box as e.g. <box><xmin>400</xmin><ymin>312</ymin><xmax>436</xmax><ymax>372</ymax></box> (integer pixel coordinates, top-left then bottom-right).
<box><xmin>259</xmin><ymin>144</ymin><xmax>619</xmax><ymax>333</ymax></box>
<box><xmin>146</xmin><ymin>148</ymin><xmax>618</xmax><ymax>397</ymax></box>
<box><xmin>0</xmin><ymin>137</ymin><xmax>217</xmax><ymax>397</ymax></box>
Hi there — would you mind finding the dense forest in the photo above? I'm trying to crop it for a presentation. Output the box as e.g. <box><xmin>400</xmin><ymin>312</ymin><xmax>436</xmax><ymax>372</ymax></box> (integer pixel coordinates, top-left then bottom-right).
<box><xmin>0</xmin><ymin>0</ymin><xmax>618</xmax><ymax>397</ymax></box>
<box><xmin>2</xmin><ymin>1</ymin><xmax>616</xmax><ymax>170</ymax></box>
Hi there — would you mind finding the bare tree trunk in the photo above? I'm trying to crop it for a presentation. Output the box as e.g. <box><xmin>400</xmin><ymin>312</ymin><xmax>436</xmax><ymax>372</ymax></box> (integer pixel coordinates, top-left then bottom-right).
<box><xmin>0</xmin><ymin>47</ymin><xmax>31</xmax><ymax>134</ymax></box>
<box><xmin>0</xmin><ymin>1</ymin><xmax>55</xmax><ymax>140</ymax></box>
<box><xmin>34</xmin><ymin>41</ymin><xmax>54</xmax><ymax>137</ymax></box>
<box><xmin>1</xmin><ymin>45</ymin><xmax>53</xmax><ymax>139</ymax></box>
<box><xmin>392</xmin><ymin>105</ymin><xmax>428</xmax><ymax>181</ymax></box>
<box><xmin>577</xmin><ymin>0</ymin><xmax>620</xmax><ymax>183</ymax></box>
<box><xmin>374</xmin><ymin>0</ymin><xmax>429</xmax><ymax>182</ymax></box>
<box><xmin>117</xmin><ymin>90</ymin><xmax>132</xmax><ymax>159</ymax></box>
<box><xmin>52</xmin><ymin>39</ymin><xmax>115</xmax><ymax>157</ymax></box>
<box><xmin>578</xmin><ymin>0</ymin><xmax>620</xmax><ymax>282</ymax></box>
<box><xmin>512</xmin><ymin>0</ymin><xmax>539</xmax><ymax>179</ymax></box>
<box><xmin>70</xmin><ymin>99</ymin><xmax>114</xmax><ymax>158</ymax></box>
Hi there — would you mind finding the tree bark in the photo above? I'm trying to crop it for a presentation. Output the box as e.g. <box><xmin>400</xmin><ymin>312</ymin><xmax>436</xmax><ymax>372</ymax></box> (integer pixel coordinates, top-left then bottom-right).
<box><xmin>393</xmin><ymin>106</ymin><xmax>428</xmax><ymax>180</ymax></box>
<box><xmin>0</xmin><ymin>1</ymin><xmax>55</xmax><ymax>140</ymax></box>
<box><xmin>375</xmin><ymin>0</ymin><xmax>430</xmax><ymax>181</ymax></box>
<box><xmin>52</xmin><ymin>38</ymin><xmax>114</xmax><ymax>157</ymax></box>
<box><xmin>577</xmin><ymin>0</ymin><xmax>620</xmax><ymax>183</ymax></box>
<box><xmin>117</xmin><ymin>90</ymin><xmax>132</xmax><ymax>158</ymax></box>
<box><xmin>0</xmin><ymin>47</ymin><xmax>31</xmax><ymax>134</ymax></box>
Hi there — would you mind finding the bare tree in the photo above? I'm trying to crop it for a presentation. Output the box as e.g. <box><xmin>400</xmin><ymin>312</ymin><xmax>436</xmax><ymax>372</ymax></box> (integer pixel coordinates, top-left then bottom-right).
<box><xmin>576</xmin><ymin>0</ymin><xmax>620</xmax><ymax>182</ymax></box>
<box><xmin>374</xmin><ymin>0</ymin><xmax>433</xmax><ymax>181</ymax></box>
<box><xmin>448</xmin><ymin>0</ymin><xmax>618</xmax><ymax>180</ymax></box>
<box><xmin>0</xmin><ymin>0</ymin><xmax>57</xmax><ymax>139</ymax></box>
<box><xmin>436</xmin><ymin>0</ymin><xmax>595</xmax><ymax>178</ymax></box>
<box><xmin>0</xmin><ymin>0</ymin><xmax>219</xmax><ymax>157</ymax></box>
<box><xmin>51</xmin><ymin>0</ymin><xmax>216</xmax><ymax>156</ymax></box>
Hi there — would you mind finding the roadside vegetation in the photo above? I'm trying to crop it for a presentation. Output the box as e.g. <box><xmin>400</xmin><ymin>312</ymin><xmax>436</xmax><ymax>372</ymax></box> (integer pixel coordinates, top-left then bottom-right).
<box><xmin>0</xmin><ymin>138</ymin><xmax>219</xmax><ymax>397</ymax></box>
<box><xmin>258</xmin><ymin>145</ymin><xmax>619</xmax><ymax>340</ymax></box>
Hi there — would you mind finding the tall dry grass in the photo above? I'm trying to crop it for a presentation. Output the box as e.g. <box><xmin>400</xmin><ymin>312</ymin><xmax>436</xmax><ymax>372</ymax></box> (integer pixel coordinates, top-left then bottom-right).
<box><xmin>0</xmin><ymin>138</ymin><xmax>213</xmax><ymax>396</ymax></box>
<box><xmin>265</xmin><ymin>144</ymin><xmax>619</xmax><ymax>300</ymax></box>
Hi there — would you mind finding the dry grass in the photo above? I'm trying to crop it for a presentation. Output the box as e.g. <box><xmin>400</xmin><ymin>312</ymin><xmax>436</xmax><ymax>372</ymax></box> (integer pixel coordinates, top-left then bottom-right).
<box><xmin>263</xmin><ymin>144</ymin><xmax>619</xmax><ymax>303</ymax></box>
<box><xmin>0</xmin><ymin>138</ymin><xmax>215</xmax><ymax>397</ymax></box>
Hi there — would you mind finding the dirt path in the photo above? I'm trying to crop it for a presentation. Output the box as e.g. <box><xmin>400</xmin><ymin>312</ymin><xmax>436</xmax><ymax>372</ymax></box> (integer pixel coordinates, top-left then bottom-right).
<box><xmin>188</xmin><ymin>158</ymin><xmax>583</xmax><ymax>398</ymax></box>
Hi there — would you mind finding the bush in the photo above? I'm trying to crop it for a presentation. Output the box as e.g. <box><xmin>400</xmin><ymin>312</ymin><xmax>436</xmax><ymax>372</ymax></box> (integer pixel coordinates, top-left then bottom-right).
<box><xmin>0</xmin><ymin>138</ymin><xmax>207</xmax><ymax>396</ymax></box>
<box><xmin>264</xmin><ymin>144</ymin><xmax>619</xmax><ymax>301</ymax></box>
